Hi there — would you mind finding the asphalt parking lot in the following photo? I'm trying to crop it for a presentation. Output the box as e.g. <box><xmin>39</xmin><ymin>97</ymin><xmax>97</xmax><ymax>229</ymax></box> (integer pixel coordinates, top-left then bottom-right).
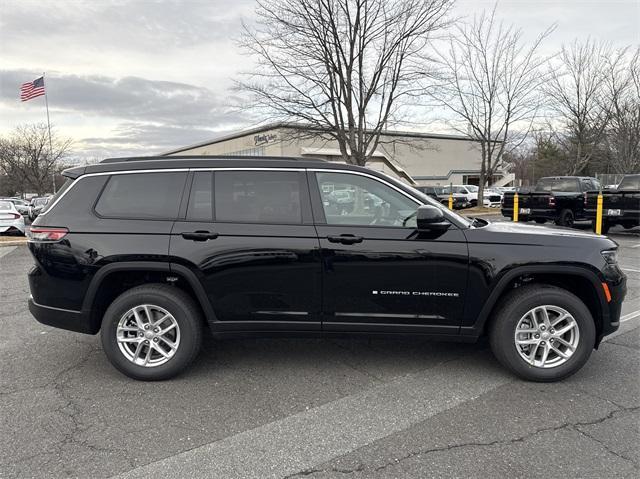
<box><xmin>0</xmin><ymin>225</ymin><xmax>638</xmax><ymax>479</ymax></box>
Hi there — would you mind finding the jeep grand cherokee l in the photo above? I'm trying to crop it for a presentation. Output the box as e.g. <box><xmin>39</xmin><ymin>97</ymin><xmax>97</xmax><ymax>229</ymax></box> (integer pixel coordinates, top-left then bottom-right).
<box><xmin>27</xmin><ymin>156</ymin><xmax>626</xmax><ymax>381</ymax></box>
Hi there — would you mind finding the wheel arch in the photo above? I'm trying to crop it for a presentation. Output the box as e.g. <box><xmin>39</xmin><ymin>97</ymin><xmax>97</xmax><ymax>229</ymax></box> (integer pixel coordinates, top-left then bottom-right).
<box><xmin>463</xmin><ymin>265</ymin><xmax>608</xmax><ymax>341</ymax></box>
<box><xmin>82</xmin><ymin>262</ymin><xmax>215</xmax><ymax>333</ymax></box>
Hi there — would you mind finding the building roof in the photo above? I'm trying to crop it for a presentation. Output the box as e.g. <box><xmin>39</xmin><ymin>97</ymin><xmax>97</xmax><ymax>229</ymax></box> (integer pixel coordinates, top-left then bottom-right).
<box><xmin>161</xmin><ymin>122</ymin><xmax>480</xmax><ymax>155</ymax></box>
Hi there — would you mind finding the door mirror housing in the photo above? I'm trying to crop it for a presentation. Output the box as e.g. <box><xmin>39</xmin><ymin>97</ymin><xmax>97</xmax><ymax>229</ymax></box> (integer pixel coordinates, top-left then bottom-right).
<box><xmin>416</xmin><ymin>205</ymin><xmax>450</xmax><ymax>231</ymax></box>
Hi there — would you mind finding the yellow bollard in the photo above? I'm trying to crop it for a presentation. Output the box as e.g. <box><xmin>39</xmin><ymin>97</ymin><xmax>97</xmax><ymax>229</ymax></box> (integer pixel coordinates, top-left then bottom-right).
<box><xmin>513</xmin><ymin>192</ymin><xmax>519</xmax><ymax>222</ymax></box>
<box><xmin>448</xmin><ymin>192</ymin><xmax>453</xmax><ymax>210</ymax></box>
<box><xmin>595</xmin><ymin>191</ymin><xmax>603</xmax><ymax>234</ymax></box>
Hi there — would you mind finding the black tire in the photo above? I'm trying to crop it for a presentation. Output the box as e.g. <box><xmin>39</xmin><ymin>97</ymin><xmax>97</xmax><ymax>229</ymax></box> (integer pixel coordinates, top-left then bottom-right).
<box><xmin>534</xmin><ymin>219</ymin><xmax>546</xmax><ymax>224</ymax></box>
<box><xmin>555</xmin><ymin>209</ymin><xmax>574</xmax><ymax>227</ymax></box>
<box><xmin>100</xmin><ymin>284</ymin><xmax>203</xmax><ymax>381</ymax></box>
<box><xmin>489</xmin><ymin>284</ymin><xmax>596</xmax><ymax>382</ymax></box>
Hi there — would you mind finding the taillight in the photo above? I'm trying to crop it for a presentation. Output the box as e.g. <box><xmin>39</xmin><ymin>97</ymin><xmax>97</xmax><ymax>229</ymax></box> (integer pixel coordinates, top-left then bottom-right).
<box><xmin>28</xmin><ymin>227</ymin><xmax>69</xmax><ymax>242</ymax></box>
<box><xmin>11</xmin><ymin>213</ymin><xmax>21</xmax><ymax>219</ymax></box>
<box><xmin>548</xmin><ymin>196</ymin><xmax>556</xmax><ymax>207</ymax></box>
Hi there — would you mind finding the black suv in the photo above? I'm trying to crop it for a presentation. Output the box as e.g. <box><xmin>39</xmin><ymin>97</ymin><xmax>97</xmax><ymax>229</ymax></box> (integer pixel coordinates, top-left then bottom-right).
<box><xmin>27</xmin><ymin>157</ymin><xmax>626</xmax><ymax>381</ymax></box>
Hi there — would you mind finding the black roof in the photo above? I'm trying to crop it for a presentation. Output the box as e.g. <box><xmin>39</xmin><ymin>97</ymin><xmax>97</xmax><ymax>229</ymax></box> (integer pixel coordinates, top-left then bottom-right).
<box><xmin>62</xmin><ymin>155</ymin><xmax>356</xmax><ymax>179</ymax></box>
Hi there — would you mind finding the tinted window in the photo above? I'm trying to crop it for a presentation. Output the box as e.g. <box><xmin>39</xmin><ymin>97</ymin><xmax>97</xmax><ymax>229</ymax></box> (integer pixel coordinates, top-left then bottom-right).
<box><xmin>0</xmin><ymin>201</ymin><xmax>12</xmax><ymax>211</ymax></box>
<box><xmin>214</xmin><ymin>171</ymin><xmax>302</xmax><ymax>224</ymax></box>
<box><xmin>535</xmin><ymin>178</ymin><xmax>580</xmax><ymax>192</ymax></box>
<box><xmin>95</xmin><ymin>172</ymin><xmax>187</xmax><ymax>219</ymax></box>
<box><xmin>618</xmin><ymin>175</ymin><xmax>640</xmax><ymax>190</ymax></box>
<box><xmin>187</xmin><ymin>172</ymin><xmax>213</xmax><ymax>221</ymax></box>
<box><xmin>316</xmin><ymin>172</ymin><xmax>418</xmax><ymax>227</ymax></box>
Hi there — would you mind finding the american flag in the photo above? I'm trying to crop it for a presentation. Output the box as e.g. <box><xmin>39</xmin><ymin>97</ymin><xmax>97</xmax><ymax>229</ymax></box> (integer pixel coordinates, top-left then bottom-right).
<box><xmin>20</xmin><ymin>76</ymin><xmax>46</xmax><ymax>102</ymax></box>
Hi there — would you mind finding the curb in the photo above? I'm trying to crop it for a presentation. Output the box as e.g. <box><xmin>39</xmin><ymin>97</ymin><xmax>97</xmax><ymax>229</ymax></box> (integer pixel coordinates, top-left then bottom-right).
<box><xmin>0</xmin><ymin>240</ymin><xmax>27</xmax><ymax>247</ymax></box>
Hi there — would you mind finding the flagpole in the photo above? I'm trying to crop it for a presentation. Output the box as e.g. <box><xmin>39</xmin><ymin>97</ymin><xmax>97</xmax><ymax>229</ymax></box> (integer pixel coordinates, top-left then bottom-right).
<box><xmin>42</xmin><ymin>72</ymin><xmax>56</xmax><ymax>194</ymax></box>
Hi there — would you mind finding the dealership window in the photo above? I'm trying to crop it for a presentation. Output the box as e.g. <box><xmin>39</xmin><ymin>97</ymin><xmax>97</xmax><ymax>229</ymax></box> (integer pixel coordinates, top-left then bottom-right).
<box><xmin>95</xmin><ymin>172</ymin><xmax>187</xmax><ymax>219</ymax></box>
<box><xmin>214</xmin><ymin>171</ymin><xmax>302</xmax><ymax>224</ymax></box>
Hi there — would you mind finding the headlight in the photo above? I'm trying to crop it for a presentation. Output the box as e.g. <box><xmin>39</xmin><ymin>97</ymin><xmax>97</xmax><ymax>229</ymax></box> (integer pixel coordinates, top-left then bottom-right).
<box><xmin>601</xmin><ymin>249</ymin><xmax>618</xmax><ymax>265</ymax></box>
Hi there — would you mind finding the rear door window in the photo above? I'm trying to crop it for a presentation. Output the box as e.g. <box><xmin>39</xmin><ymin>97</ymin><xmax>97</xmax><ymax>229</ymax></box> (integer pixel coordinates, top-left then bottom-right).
<box><xmin>214</xmin><ymin>170</ymin><xmax>303</xmax><ymax>224</ymax></box>
<box><xmin>95</xmin><ymin>172</ymin><xmax>187</xmax><ymax>219</ymax></box>
<box><xmin>186</xmin><ymin>171</ymin><xmax>213</xmax><ymax>221</ymax></box>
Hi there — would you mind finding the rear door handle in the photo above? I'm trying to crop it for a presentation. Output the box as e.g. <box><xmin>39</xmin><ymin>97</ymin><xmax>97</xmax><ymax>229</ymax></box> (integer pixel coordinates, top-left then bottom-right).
<box><xmin>181</xmin><ymin>231</ymin><xmax>219</xmax><ymax>241</ymax></box>
<box><xmin>327</xmin><ymin>234</ymin><xmax>364</xmax><ymax>245</ymax></box>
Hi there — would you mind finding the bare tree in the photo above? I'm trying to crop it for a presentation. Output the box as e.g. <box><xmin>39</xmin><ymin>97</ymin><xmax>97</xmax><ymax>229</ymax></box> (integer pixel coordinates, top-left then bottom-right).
<box><xmin>544</xmin><ymin>39</ymin><xmax>612</xmax><ymax>175</ymax></box>
<box><xmin>603</xmin><ymin>47</ymin><xmax>640</xmax><ymax>174</ymax></box>
<box><xmin>431</xmin><ymin>6</ymin><xmax>553</xmax><ymax>200</ymax></box>
<box><xmin>236</xmin><ymin>0</ymin><xmax>454</xmax><ymax>166</ymax></box>
<box><xmin>0</xmin><ymin>124</ymin><xmax>72</xmax><ymax>196</ymax></box>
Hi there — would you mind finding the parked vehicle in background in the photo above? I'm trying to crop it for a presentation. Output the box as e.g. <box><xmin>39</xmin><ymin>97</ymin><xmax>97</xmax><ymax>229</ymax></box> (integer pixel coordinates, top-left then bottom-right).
<box><xmin>27</xmin><ymin>156</ymin><xmax>626</xmax><ymax>382</ymax></box>
<box><xmin>585</xmin><ymin>174</ymin><xmax>640</xmax><ymax>233</ymax></box>
<box><xmin>0</xmin><ymin>201</ymin><xmax>26</xmax><ymax>235</ymax></box>
<box><xmin>29</xmin><ymin>197</ymin><xmax>50</xmax><ymax>221</ymax></box>
<box><xmin>414</xmin><ymin>186</ymin><xmax>470</xmax><ymax>209</ymax></box>
<box><xmin>501</xmin><ymin>176</ymin><xmax>601</xmax><ymax>226</ymax></box>
<box><xmin>443</xmin><ymin>185</ymin><xmax>502</xmax><ymax>208</ymax></box>
<box><xmin>0</xmin><ymin>197</ymin><xmax>30</xmax><ymax>217</ymax></box>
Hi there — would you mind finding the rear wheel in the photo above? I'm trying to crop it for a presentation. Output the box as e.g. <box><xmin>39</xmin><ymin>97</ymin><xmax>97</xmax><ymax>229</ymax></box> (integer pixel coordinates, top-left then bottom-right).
<box><xmin>489</xmin><ymin>285</ymin><xmax>595</xmax><ymax>382</ymax></box>
<box><xmin>101</xmin><ymin>284</ymin><xmax>203</xmax><ymax>380</ymax></box>
<box><xmin>555</xmin><ymin>209</ymin><xmax>574</xmax><ymax>227</ymax></box>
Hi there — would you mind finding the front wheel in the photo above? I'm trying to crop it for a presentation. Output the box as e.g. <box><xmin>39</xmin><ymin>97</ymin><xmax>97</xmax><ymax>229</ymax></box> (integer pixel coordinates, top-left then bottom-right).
<box><xmin>101</xmin><ymin>284</ymin><xmax>203</xmax><ymax>380</ymax></box>
<box><xmin>489</xmin><ymin>285</ymin><xmax>595</xmax><ymax>382</ymax></box>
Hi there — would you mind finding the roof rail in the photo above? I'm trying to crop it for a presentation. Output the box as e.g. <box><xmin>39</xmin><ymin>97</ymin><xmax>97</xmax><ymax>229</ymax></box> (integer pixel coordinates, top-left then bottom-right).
<box><xmin>100</xmin><ymin>155</ymin><xmax>327</xmax><ymax>164</ymax></box>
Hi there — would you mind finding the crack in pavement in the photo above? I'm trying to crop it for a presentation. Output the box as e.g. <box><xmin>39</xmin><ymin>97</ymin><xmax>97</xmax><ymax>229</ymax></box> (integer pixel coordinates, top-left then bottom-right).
<box><xmin>287</xmin><ymin>406</ymin><xmax>640</xmax><ymax>477</ymax></box>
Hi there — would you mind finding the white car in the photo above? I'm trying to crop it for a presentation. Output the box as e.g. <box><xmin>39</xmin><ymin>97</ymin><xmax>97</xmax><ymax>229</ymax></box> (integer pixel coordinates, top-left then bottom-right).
<box><xmin>0</xmin><ymin>201</ymin><xmax>26</xmax><ymax>235</ymax></box>
<box><xmin>442</xmin><ymin>185</ymin><xmax>501</xmax><ymax>207</ymax></box>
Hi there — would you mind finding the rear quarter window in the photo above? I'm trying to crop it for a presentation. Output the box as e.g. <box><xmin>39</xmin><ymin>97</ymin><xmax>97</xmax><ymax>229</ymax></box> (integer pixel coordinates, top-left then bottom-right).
<box><xmin>95</xmin><ymin>172</ymin><xmax>187</xmax><ymax>219</ymax></box>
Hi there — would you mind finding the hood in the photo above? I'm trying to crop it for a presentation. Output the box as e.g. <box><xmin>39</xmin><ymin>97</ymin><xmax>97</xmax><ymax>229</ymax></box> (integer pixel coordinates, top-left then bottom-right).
<box><xmin>466</xmin><ymin>220</ymin><xmax>617</xmax><ymax>249</ymax></box>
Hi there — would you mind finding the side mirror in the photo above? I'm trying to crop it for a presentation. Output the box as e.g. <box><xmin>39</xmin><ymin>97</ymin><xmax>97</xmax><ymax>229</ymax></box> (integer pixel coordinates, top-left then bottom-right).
<box><xmin>416</xmin><ymin>205</ymin><xmax>450</xmax><ymax>231</ymax></box>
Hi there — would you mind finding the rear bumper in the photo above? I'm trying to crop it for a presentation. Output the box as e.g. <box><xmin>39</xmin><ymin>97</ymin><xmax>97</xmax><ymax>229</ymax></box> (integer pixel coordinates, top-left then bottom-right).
<box><xmin>501</xmin><ymin>208</ymin><xmax>556</xmax><ymax>220</ymax></box>
<box><xmin>28</xmin><ymin>296</ymin><xmax>96</xmax><ymax>334</ymax></box>
<box><xmin>584</xmin><ymin>208</ymin><xmax>640</xmax><ymax>224</ymax></box>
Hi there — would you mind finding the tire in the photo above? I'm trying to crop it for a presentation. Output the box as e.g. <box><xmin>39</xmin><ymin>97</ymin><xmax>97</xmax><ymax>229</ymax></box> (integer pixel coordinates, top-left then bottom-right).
<box><xmin>534</xmin><ymin>219</ymin><xmax>546</xmax><ymax>224</ymax></box>
<box><xmin>555</xmin><ymin>209</ymin><xmax>574</xmax><ymax>227</ymax></box>
<box><xmin>489</xmin><ymin>284</ymin><xmax>596</xmax><ymax>382</ymax></box>
<box><xmin>101</xmin><ymin>284</ymin><xmax>203</xmax><ymax>381</ymax></box>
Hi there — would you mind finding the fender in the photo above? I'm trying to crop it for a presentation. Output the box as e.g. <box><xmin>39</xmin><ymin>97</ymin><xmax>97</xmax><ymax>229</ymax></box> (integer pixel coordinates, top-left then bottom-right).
<box><xmin>82</xmin><ymin>261</ymin><xmax>217</xmax><ymax>327</ymax></box>
<box><xmin>461</xmin><ymin>264</ymin><xmax>608</xmax><ymax>338</ymax></box>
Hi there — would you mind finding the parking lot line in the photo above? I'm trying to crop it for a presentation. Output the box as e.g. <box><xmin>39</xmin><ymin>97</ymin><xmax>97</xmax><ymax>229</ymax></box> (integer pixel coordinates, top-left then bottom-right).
<box><xmin>620</xmin><ymin>309</ymin><xmax>640</xmax><ymax>323</ymax></box>
<box><xmin>114</xmin><ymin>355</ymin><xmax>511</xmax><ymax>479</ymax></box>
<box><xmin>621</xmin><ymin>267</ymin><xmax>640</xmax><ymax>273</ymax></box>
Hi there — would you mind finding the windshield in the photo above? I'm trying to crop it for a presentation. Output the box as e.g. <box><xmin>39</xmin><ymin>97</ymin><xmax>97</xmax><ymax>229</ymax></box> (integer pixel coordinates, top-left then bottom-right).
<box><xmin>536</xmin><ymin>178</ymin><xmax>580</xmax><ymax>192</ymax></box>
<box><xmin>618</xmin><ymin>175</ymin><xmax>640</xmax><ymax>190</ymax></box>
<box><xmin>465</xmin><ymin>185</ymin><xmax>479</xmax><ymax>192</ymax></box>
<box><xmin>0</xmin><ymin>201</ymin><xmax>12</xmax><ymax>211</ymax></box>
<box><xmin>40</xmin><ymin>179</ymin><xmax>72</xmax><ymax>215</ymax></box>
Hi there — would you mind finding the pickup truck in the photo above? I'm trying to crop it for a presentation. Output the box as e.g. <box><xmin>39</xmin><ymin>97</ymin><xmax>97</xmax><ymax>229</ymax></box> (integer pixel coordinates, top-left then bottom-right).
<box><xmin>414</xmin><ymin>186</ymin><xmax>470</xmax><ymax>209</ymax></box>
<box><xmin>585</xmin><ymin>174</ymin><xmax>640</xmax><ymax>233</ymax></box>
<box><xmin>501</xmin><ymin>176</ymin><xmax>601</xmax><ymax>227</ymax></box>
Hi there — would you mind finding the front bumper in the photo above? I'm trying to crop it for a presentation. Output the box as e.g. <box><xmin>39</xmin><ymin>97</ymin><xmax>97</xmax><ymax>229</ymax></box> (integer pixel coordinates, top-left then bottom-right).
<box><xmin>597</xmin><ymin>270</ymin><xmax>627</xmax><ymax>345</ymax></box>
<box><xmin>28</xmin><ymin>296</ymin><xmax>95</xmax><ymax>334</ymax></box>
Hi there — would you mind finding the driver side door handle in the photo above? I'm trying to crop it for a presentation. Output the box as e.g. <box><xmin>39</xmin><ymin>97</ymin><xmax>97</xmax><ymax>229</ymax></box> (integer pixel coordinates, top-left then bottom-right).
<box><xmin>327</xmin><ymin>234</ymin><xmax>364</xmax><ymax>245</ymax></box>
<box><xmin>181</xmin><ymin>231</ymin><xmax>219</xmax><ymax>241</ymax></box>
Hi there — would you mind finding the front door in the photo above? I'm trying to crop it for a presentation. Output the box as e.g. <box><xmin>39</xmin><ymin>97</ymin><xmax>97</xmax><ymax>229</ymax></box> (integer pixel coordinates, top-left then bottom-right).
<box><xmin>170</xmin><ymin>169</ymin><xmax>322</xmax><ymax>333</ymax></box>
<box><xmin>311</xmin><ymin>170</ymin><xmax>469</xmax><ymax>335</ymax></box>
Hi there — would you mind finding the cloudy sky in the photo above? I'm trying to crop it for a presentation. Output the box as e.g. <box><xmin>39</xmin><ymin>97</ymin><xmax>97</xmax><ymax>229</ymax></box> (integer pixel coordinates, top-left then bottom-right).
<box><xmin>0</xmin><ymin>0</ymin><xmax>638</xmax><ymax>162</ymax></box>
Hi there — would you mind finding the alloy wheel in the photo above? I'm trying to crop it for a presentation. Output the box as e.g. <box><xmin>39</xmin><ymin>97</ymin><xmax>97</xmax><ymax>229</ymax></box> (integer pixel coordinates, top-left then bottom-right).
<box><xmin>116</xmin><ymin>304</ymin><xmax>181</xmax><ymax>367</ymax></box>
<box><xmin>514</xmin><ymin>305</ymin><xmax>580</xmax><ymax>368</ymax></box>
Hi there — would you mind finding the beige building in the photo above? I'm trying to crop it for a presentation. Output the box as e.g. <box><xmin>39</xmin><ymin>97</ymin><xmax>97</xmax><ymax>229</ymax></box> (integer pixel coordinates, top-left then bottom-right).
<box><xmin>163</xmin><ymin>123</ymin><xmax>513</xmax><ymax>187</ymax></box>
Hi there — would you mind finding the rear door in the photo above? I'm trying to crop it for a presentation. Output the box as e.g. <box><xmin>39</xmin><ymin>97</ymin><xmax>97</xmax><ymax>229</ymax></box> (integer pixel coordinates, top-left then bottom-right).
<box><xmin>170</xmin><ymin>168</ymin><xmax>322</xmax><ymax>332</ymax></box>
<box><xmin>310</xmin><ymin>169</ymin><xmax>469</xmax><ymax>335</ymax></box>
